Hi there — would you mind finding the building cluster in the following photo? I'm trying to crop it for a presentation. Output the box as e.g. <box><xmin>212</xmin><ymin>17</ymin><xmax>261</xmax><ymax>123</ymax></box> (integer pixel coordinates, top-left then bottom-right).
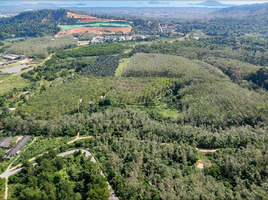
<box><xmin>1</xmin><ymin>135</ymin><xmax>32</xmax><ymax>160</ymax></box>
<box><xmin>0</xmin><ymin>53</ymin><xmax>21</xmax><ymax>66</ymax></box>
<box><xmin>91</xmin><ymin>34</ymin><xmax>146</xmax><ymax>44</ymax></box>
<box><xmin>159</xmin><ymin>24</ymin><xmax>177</xmax><ymax>33</ymax></box>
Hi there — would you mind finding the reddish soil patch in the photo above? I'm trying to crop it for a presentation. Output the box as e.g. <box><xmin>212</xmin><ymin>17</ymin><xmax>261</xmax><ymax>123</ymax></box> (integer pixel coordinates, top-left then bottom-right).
<box><xmin>56</xmin><ymin>27</ymin><xmax>132</xmax><ymax>37</ymax></box>
<box><xmin>42</xmin><ymin>18</ymin><xmax>47</xmax><ymax>23</ymax></box>
<box><xmin>67</xmin><ymin>12</ymin><xmax>110</xmax><ymax>22</ymax></box>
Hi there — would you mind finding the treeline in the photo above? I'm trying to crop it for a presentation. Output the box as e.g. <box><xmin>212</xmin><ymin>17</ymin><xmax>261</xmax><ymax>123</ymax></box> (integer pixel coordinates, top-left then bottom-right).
<box><xmin>2</xmin><ymin>108</ymin><xmax>267</xmax><ymax>149</ymax></box>
<box><xmin>56</xmin><ymin>43</ymin><xmax>125</xmax><ymax>59</ymax></box>
<box><xmin>9</xmin><ymin>150</ymin><xmax>109</xmax><ymax>200</ymax></box>
<box><xmin>131</xmin><ymin>38</ymin><xmax>268</xmax><ymax>67</ymax></box>
<box><xmin>177</xmin><ymin>13</ymin><xmax>268</xmax><ymax>37</ymax></box>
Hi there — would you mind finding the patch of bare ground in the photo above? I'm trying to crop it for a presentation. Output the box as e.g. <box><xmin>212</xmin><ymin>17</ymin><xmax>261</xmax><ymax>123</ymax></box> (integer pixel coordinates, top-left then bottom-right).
<box><xmin>197</xmin><ymin>159</ymin><xmax>212</xmax><ymax>169</ymax></box>
<box><xmin>56</xmin><ymin>27</ymin><xmax>132</xmax><ymax>37</ymax></box>
<box><xmin>196</xmin><ymin>148</ymin><xmax>218</xmax><ymax>152</ymax></box>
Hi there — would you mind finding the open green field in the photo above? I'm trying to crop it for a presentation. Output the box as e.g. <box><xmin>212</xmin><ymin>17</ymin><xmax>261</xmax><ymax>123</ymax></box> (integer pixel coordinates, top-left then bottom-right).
<box><xmin>59</xmin><ymin>21</ymin><xmax>132</xmax><ymax>31</ymax></box>
<box><xmin>0</xmin><ymin>74</ymin><xmax>30</xmax><ymax>95</ymax></box>
<box><xmin>115</xmin><ymin>57</ymin><xmax>131</xmax><ymax>77</ymax></box>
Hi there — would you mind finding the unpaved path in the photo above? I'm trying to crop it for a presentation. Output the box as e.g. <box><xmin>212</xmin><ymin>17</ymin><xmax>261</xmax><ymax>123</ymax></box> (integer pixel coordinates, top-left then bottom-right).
<box><xmin>4</xmin><ymin>178</ymin><xmax>7</xmax><ymax>200</ymax></box>
<box><xmin>11</xmin><ymin>134</ymin><xmax>92</xmax><ymax>170</ymax></box>
<box><xmin>67</xmin><ymin>132</ymin><xmax>93</xmax><ymax>144</ymax></box>
<box><xmin>196</xmin><ymin>148</ymin><xmax>218</xmax><ymax>152</ymax></box>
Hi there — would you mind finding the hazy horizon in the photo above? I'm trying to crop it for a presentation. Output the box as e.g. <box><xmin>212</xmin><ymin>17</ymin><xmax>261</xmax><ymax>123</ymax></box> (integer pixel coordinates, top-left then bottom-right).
<box><xmin>0</xmin><ymin>1</ymin><xmax>267</xmax><ymax>8</ymax></box>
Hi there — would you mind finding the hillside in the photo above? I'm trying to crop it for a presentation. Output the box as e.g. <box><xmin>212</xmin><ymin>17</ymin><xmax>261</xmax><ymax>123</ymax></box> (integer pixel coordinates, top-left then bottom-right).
<box><xmin>213</xmin><ymin>2</ymin><xmax>268</xmax><ymax>17</ymax></box>
<box><xmin>190</xmin><ymin>1</ymin><xmax>234</xmax><ymax>7</ymax></box>
<box><xmin>0</xmin><ymin>9</ymin><xmax>67</xmax><ymax>40</ymax></box>
<box><xmin>0</xmin><ymin>9</ymin><xmax>133</xmax><ymax>40</ymax></box>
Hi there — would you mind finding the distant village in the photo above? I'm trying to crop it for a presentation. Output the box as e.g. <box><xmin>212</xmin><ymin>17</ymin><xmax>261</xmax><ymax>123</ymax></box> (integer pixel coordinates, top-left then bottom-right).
<box><xmin>89</xmin><ymin>34</ymin><xmax>146</xmax><ymax>44</ymax></box>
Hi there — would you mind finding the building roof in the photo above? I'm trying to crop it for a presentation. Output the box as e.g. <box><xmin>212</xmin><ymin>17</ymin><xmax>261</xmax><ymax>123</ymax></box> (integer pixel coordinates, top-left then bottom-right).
<box><xmin>0</xmin><ymin>137</ymin><xmax>13</xmax><ymax>148</ymax></box>
<box><xmin>2</xmin><ymin>54</ymin><xmax>20</xmax><ymax>60</ymax></box>
<box><xmin>5</xmin><ymin>135</ymin><xmax>31</xmax><ymax>158</ymax></box>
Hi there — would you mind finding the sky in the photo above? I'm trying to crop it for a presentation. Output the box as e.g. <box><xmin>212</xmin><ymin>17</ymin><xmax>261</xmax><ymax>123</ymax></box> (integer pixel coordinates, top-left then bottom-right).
<box><xmin>0</xmin><ymin>1</ymin><xmax>268</xmax><ymax>7</ymax></box>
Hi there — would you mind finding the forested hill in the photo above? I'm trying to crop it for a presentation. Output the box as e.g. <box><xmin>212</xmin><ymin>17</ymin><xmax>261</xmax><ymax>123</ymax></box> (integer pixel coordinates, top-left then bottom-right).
<box><xmin>178</xmin><ymin>12</ymin><xmax>268</xmax><ymax>37</ymax></box>
<box><xmin>213</xmin><ymin>2</ymin><xmax>268</xmax><ymax>17</ymax></box>
<box><xmin>0</xmin><ymin>9</ymin><xmax>69</xmax><ymax>40</ymax></box>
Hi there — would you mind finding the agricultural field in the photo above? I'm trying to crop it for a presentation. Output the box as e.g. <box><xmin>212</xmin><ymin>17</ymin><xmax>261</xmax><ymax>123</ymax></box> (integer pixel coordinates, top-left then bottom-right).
<box><xmin>122</xmin><ymin>53</ymin><xmax>268</xmax><ymax>127</ymax></box>
<box><xmin>18</xmin><ymin>77</ymin><xmax>115</xmax><ymax>118</ymax></box>
<box><xmin>122</xmin><ymin>53</ymin><xmax>216</xmax><ymax>79</ymax></box>
<box><xmin>108</xmin><ymin>77</ymin><xmax>179</xmax><ymax>105</ymax></box>
<box><xmin>5</xmin><ymin>35</ymin><xmax>77</xmax><ymax>59</ymax></box>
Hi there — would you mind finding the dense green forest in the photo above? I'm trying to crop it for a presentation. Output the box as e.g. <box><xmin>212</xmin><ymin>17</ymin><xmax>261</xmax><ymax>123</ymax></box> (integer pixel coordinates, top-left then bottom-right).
<box><xmin>9</xmin><ymin>150</ymin><xmax>109</xmax><ymax>200</ymax></box>
<box><xmin>56</xmin><ymin>43</ymin><xmax>125</xmax><ymax>59</ymax></box>
<box><xmin>177</xmin><ymin>13</ymin><xmax>268</xmax><ymax>37</ymax></box>
<box><xmin>0</xmin><ymin>9</ymin><xmax>67</xmax><ymax>40</ymax></box>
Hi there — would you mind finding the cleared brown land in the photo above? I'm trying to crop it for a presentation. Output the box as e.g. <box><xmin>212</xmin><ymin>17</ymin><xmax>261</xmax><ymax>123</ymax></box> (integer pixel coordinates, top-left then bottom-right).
<box><xmin>67</xmin><ymin>12</ymin><xmax>110</xmax><ymax>22</ymax></box>
<box><xmin>56</xmin><ymin>27</ymin><xmax>132</xmax><ymax>37</ymax></box>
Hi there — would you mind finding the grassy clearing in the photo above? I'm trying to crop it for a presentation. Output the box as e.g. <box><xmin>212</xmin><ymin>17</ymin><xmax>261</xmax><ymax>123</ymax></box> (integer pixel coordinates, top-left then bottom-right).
<box><xmin>157</xmin><ymin>107</ymin><xmax>181</xmax><ymax>119</ymax></box>
<box><xmin>0</xmin><ymin>74</ymin><xmax>30</xmax><ymax>95</ymax></box>
<box><xmin>115</xmin><ymin>57</ymin><xmax>131</xmax><ymax>77</ymax></box>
